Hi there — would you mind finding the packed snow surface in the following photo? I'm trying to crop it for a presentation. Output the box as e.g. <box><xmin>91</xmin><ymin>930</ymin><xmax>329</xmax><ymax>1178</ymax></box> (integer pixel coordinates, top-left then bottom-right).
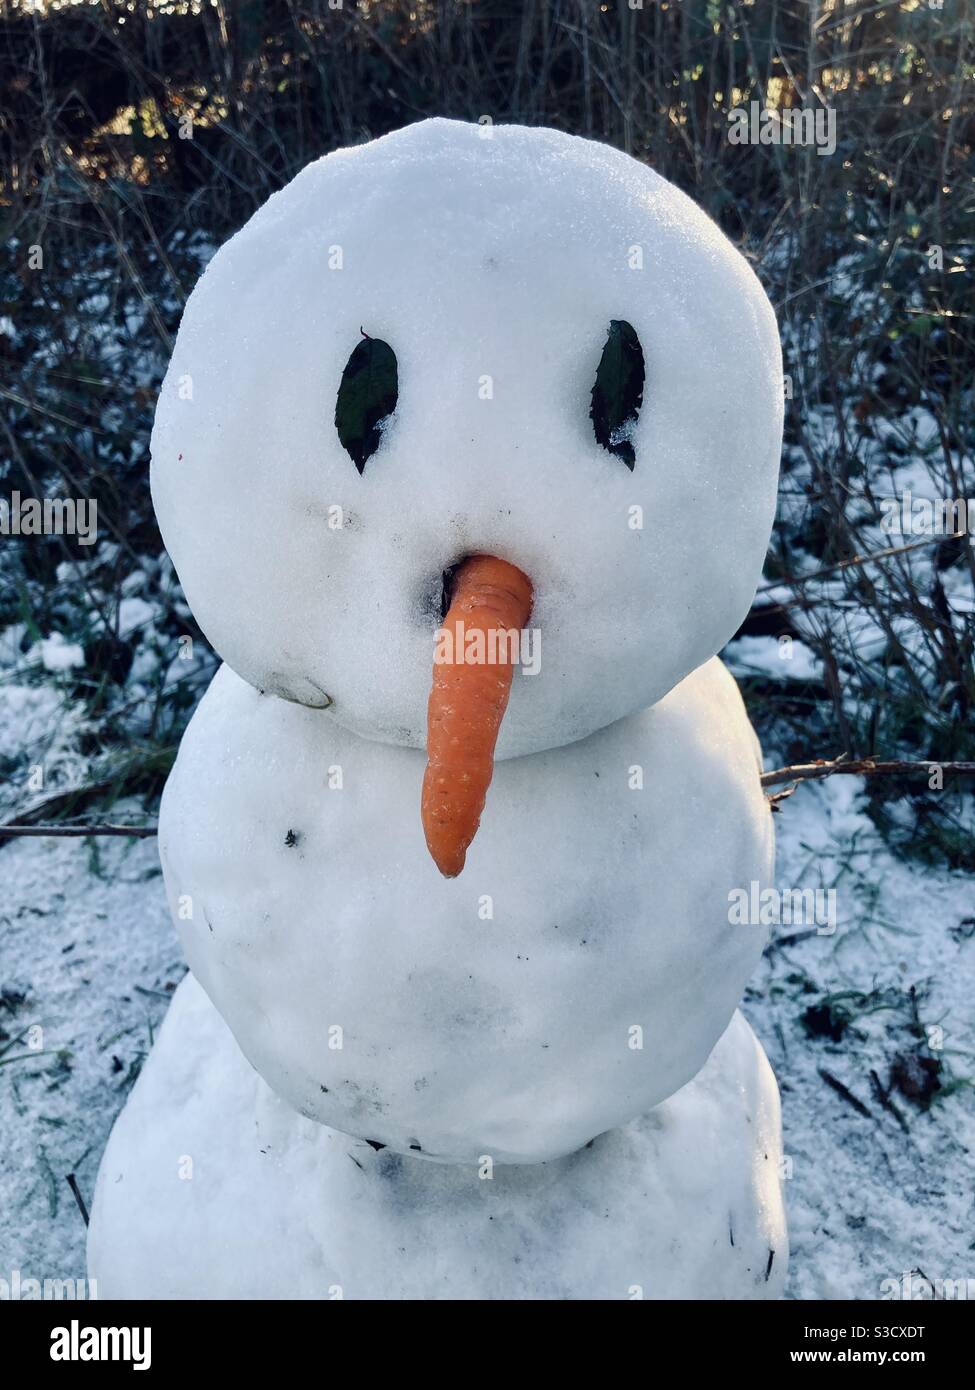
<box><xmin>87</xmin><ymin>976</ymin><xmax>786</xmax><ymax>1300</ymax></box>
<box><xmin>158</xmin><ymin>657</ymin><xmax>773</xmax><ymax>1163</ymax></box>
<box><xmin>150</xmin><ymin>118</ymin><xmax>782</xmax><ymax>758</ymax></box>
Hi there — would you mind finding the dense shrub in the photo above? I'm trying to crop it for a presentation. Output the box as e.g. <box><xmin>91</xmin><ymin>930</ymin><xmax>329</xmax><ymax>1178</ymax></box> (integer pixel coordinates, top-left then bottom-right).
<box><xmin>0</xmin><ymin>0</ymin><xmax>972</xmax><ymax>858</ymax></box>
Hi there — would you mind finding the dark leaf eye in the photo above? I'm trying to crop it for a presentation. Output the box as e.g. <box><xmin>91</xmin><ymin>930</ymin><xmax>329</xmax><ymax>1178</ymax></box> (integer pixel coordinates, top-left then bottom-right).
<box><xmin>590</xmin><ymin>320</ymin><xmax>645</xmax><ymax>471</ymax></box>
<box><xmin>335</xmin><ymin>332</ymin><xmax>398</xmax><ymax>473</ymax></box>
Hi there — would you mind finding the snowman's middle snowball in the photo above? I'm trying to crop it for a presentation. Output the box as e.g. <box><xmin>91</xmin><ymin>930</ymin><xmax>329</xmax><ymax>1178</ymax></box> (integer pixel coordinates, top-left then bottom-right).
<box><xmin>159</xmin><ymin>656</ymin><xmax>774</xmax><ymax>1165</ymax></box>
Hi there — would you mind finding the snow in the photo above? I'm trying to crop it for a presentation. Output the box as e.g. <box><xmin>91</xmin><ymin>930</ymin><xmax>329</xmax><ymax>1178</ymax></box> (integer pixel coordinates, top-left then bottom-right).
<box><xmin>3</xmin><ymin>116</ymin><xmax>969</xmax><ymax>1301</ymax></box>
<box><xmin>0</xmin><ymin>829</ymin><xmax>183</xmax><ymax>1293</ymax></box>
<box><xmin>115</xmin><ymin>596</ymin><xmax>156</xmax><ymax>640</ymax></box>
<box><xmin>0</xmin><ymin>682</ymin><xmax>92</xmax><ymax>819</ymax></box>
<box><xmin>87</xmin><ymin>979</ymin><xmax>786</xmax><ymax>1300</ymax></box>
<box><xmin>0</xmin><ymin>684</ymin><xmax>66</xmax><ymax>762</ymax></box>
<box><xmin>36</xmin><ymin>632</ymin><xmax>85</xmax><ymax>674</ymax></box>
<box><xmin>727</xmin><ymin>634</ymin><xmax>823</xmax><ymax>682</ymax></box>
<box><xmin>743</xmin><ymin>775</ymin><xmax>975</xmax><ymax>1301</ymax></box>
<box><xmin>150</xmin><ymin>118</ymin><xmax>782</xmax><ymax>760</ymax></box>
<box><xmin>157</xmin><ymin>658</ymin><xmax>772</xmax><ymax>1164</ymax></box>
<box><xmin>2</xmin><ymin>773</ymin><xmax>971</xmax><ymax>1297</ymax></box>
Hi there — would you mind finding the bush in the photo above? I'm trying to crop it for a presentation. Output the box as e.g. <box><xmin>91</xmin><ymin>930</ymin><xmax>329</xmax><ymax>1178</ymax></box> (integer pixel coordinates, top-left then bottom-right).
<box><xmin>1</xmin><ymin>0</ymin><xmax>972</xmax><ymax>855</ymax></box>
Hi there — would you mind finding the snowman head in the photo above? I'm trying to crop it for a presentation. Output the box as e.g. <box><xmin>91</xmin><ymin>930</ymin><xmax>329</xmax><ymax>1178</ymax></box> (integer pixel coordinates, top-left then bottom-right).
<box><xmin>152</xmin><ymin>119</ymin><xmax>782</xmax><ymax>870</ymax></box>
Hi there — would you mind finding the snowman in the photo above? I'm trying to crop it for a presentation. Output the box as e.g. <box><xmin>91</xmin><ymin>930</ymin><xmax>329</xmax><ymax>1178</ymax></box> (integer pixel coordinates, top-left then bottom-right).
<box><xmin>88</xmin><ymin>119</ymin><xmax>788</xmax><ymax>1298</ymax></box>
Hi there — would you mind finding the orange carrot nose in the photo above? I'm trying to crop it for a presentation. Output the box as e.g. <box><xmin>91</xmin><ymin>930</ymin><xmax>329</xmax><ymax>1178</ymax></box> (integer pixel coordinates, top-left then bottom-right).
<box><xmin>421</xmin><ymin>554</ymin><xmax>534</xmax><ymax>877</ymax></box>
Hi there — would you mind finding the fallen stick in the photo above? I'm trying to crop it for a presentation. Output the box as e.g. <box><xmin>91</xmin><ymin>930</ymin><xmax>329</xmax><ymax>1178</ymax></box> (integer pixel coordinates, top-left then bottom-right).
<box><xmin>65</xmin><ymin>1173</ymin><xmax>90</xmax><ymax>1227</ymax></box>
<box><xmin>0</xmin><ymin>823</ymin><xmax>157</xmax><ymax>839</ymax></box>
<box><xmin>818</xmin><ymin>1067</ymin><xmax>874</xmax><ymax>1120</ymax></box>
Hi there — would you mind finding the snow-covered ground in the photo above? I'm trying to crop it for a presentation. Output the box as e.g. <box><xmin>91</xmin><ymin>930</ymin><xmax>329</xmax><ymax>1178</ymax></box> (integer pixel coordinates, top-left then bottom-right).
<box><xmin>1</xmin><ymin>771</ymin><xmax>971</xmax><ymax>1299</ymax></box>
<box><xmin>746</xmin><ymin>775</ymin><xmax>974</xmax><ymax>1300</ymax></box>
<box><xmin>0</xmin><ymin>824</ymin><xmax>183</xmax><ymax>1294</ymax></box>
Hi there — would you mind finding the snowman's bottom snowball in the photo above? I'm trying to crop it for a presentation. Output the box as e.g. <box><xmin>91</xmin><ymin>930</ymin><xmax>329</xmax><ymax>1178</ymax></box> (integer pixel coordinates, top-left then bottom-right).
<box><xmin>87</xmin><ymin>975</ymin><xmax>787</xmax><ymax>1300</ymax></box>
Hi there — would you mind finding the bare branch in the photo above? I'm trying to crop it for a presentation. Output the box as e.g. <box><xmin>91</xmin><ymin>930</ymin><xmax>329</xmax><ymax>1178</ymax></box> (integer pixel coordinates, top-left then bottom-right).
<box><xmin>3</xmin><ymin>758</ymin><xmax>974</xmax><ymax>835</ymax></box>
<box><xmin>761</xmin><ymin>758</ymin><xmax>975</xmax><ymax>790</ymax></box>
<box><xmin>756</xmin><ymin>533</ymin><xmax>966</xmax><ymax>595</ymax></box>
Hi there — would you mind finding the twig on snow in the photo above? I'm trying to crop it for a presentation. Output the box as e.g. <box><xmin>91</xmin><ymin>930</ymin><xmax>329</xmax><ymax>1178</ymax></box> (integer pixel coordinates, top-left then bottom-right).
<box><xmin>0</xmin><ymin>823</ymin><xmax>158</xmax><ymax>840</ymax></box>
